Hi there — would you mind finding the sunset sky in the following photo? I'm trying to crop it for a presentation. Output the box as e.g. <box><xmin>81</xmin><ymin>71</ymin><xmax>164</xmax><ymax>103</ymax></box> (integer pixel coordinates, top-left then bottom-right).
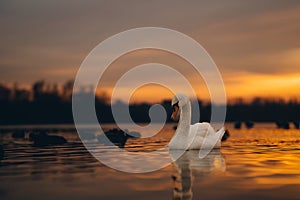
<box><xmin>1</xmin><ymin>0</ymin><xmax>300</xmax><ymax>103</ymax></box>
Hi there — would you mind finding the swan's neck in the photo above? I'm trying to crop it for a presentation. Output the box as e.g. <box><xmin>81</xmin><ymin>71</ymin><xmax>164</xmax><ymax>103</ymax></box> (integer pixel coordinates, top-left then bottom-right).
<box><xmin>176</xmin><ymin>101</ymin><xmax>191</xmax><ymax>137</ymax></box>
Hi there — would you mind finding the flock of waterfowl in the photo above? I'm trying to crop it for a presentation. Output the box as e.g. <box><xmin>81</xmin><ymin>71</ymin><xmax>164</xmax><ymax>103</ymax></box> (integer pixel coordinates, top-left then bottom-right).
<box><xmin>234</xmin><ymin>121</ymin><xmax>254</xmax><ymax>129</ymax></box>
<box><xmin>0</xmin><ymin>127</ymin><xmax>143</xmax><ymax>161</ymax></box>
<box><xmin>0</xmin><ymin>128</ymin><xmax>72</xmax><ymax>161</ymax></box>
<box><xmin>0</xmin><ymin>119</ymin><xmax>299</xmax><ymax>161</ymax></box>
<box><xmin>275</xmin><ymin>120</ymin><xmax>299</xmax><ymax>129</ymax></box>
<box><xmin>233</xmin><ymin>120</ymin><xmax>300</xmax><ymax>129</ymax></box>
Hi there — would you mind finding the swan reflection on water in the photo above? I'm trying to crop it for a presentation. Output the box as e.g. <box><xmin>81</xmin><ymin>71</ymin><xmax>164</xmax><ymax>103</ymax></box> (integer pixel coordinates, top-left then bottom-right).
<box><xmin>170</xmin><ymin>149</ymin><xmax>226</xmax><ymax>200</ymax></box>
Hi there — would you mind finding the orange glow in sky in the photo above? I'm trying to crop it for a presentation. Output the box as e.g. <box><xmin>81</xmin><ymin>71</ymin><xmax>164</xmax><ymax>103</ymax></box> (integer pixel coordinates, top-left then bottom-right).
<box><xmin>97</xmin><ymin>72</ymin><xmax>300</xmax><ymax>103</ymax></box>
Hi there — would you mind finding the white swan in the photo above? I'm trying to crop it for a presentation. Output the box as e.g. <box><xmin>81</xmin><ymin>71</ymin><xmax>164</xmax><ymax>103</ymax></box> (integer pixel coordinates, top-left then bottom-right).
<box><xmin>169</xmin><ymin>93</ymin><xmax>225</xmax><ymax>150</ymax></box>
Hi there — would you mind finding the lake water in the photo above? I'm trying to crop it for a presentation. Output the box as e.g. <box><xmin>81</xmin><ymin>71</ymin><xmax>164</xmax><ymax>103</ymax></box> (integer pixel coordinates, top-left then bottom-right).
<box><xmin>0</xmin><ymin>123</ymin><xmax>300</xmax><ymax>200</ymax></box>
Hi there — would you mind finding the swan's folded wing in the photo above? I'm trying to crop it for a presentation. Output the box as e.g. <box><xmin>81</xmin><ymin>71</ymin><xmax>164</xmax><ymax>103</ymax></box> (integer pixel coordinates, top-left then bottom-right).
<box><xmin>198</xmin><ymin>126</ymin><xmax>225</xmax><ymax>158</ymax></box>
<box><xmin>188</xmin><ymin>123</ymin><xmax>210</xmax><ymax>149</ymax></box>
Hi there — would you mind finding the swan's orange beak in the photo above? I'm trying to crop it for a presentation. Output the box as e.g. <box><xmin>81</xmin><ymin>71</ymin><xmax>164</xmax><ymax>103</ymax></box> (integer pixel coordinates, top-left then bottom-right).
<box><xmin>171</xmin><ymin>104</ymin><xmax>179</xmax><ymax>121</ymax></box>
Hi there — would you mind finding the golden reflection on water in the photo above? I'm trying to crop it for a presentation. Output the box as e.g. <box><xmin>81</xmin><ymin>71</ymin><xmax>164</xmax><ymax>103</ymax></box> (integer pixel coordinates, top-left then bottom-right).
<box><xmin>223</xmin><ymin>126</ymin><xmax>300</xmax><ymax>187</ymax></box>
<box><xmin>0</xmin><ymin>123</ymin><xmax>300</xmax><ymax>199</ymax></box>
<box><xmin>170</xmin><ymin>150</ymin><xmax>225</xmax><ymax>200</ymax></box>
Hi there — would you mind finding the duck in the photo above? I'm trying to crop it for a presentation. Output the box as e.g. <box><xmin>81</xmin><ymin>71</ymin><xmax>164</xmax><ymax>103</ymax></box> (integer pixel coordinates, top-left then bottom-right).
<box><xmin>221</xmin><ymin>129</ymin><xmax>230</xmax><ymax>141</ymax></box>
<box><xmin>245</xmin><ymin>120</ymin><xmax>254</xmax><ymax>129</ymax></box>
<box><xmin>12</xmin><ymin>130</ymin><xmax>25</xmax><ymax>139</ymax></box>
<box><xmin>234</xmin><ymin>121</ymin><xmax>242</xmax><ymax>129</ymax></box>
<box><xmin>275</xmin><ymin>121</ymin><xmax>290</xmax><ymax>129</ymax></box>
<box><xmin>98</xmin><ymin>128</ymin><xmax>141</xmax><ymax>148</ymax></box>
<box><xmin>29</xmin><ymin>131</ymin><xmax>67</xmax><ymax>147</ymax></box>
<box><xmin>169</xmin><ymin>93</ymin><xmax>225</xmax><ymax>150</ymax></box>
<box><xmin>0</xmin><ymin>144</ymin><xmax>4</xmax><ymax>160</ymax></box>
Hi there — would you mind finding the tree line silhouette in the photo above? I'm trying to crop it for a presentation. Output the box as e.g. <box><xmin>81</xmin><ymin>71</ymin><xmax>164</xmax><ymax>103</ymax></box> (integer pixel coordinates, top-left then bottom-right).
<box><xmin>0</xmin><ymin>81</ymin><xmax>299</xmax><ymax>125</ymax></box>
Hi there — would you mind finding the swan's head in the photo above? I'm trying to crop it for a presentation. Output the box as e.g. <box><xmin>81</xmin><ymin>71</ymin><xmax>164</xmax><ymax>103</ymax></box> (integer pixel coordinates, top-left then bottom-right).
<box><xmin>171</xmin><ymin>93</ymin><xmax>188</xmax><ymax>121</ymax></box>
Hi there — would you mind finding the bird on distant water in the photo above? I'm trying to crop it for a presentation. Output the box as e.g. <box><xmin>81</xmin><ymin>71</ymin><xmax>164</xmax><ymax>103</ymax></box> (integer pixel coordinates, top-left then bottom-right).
<box><xmin>12</xmin><ymin>130</ymin><xmax>25</xmax><ymax>138</ymax></box>
<box><xmin>275</xmin><ymin>121</ymin><xmax>290</xmax><ymax>129</ymax></box>
<box><xmin>98</xmin><ymin>128</ymin><xmax>141</xmax><ymax>148</ymax></box>
<box><xmin>245</xmin><ymin>121</ymin><xmax>254</xmax><ymax>129</ymax></box>
<box><xmin>221</xmin><ymin>130</ymin><xmax>230</xmax><ymax>142</ymax></box>
<box><xmin>29</xmin><ymin>131</ymin><xmax>67</xmax><ymax>147</ymax></box>
<box><xmin>0</xmin><ymin>144</ymin><xmax>4</xmax><ymax>160</ymax></box>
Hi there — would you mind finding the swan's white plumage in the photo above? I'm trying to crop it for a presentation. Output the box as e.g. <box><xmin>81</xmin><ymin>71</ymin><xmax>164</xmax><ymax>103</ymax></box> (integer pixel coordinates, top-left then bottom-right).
<box><xmin>169</xmin><ymin>94</ymin><xmax>225</xmax><ymax>150</ymax></box>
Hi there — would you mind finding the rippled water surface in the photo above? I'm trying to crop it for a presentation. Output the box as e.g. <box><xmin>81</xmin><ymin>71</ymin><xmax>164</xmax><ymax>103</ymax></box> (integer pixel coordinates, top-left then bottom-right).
<box><xmin>0</xmin><ymin>123</ymin><xmax>300</xmax><ymax>200</ymax></box>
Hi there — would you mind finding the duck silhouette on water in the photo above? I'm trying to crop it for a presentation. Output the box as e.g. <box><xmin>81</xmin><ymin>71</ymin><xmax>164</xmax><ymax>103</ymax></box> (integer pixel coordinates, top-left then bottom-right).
<box><xmin>29</xmin><ymin>131</ymin><xmax>67</xmax><ymax>147</ymax></box>
<box><xmin>97</xmin><ymin>128</ymin><xmax>141</xmax><ymax>148</ymax></box>
<box><xmin>12</xmin><ymin>130</ymin><xmax>25</xmax><ymax>139</ymax></box>
<box><xmin>275</xmin><ymin>121</ymin><xmax>290</xmax><ymax>129</ymax></box>
<box><xmin>0</xmin><ymin>144</ymin><xmax>4</xmax><ymax>160</ymax></box>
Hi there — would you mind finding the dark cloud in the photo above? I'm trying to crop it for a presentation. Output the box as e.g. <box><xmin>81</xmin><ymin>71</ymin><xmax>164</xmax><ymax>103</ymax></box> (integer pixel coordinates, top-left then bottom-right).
<box><xmin>1</xmin><ymin>0</ymin><xmax>300</xmax><ymax>86</ymax></box>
